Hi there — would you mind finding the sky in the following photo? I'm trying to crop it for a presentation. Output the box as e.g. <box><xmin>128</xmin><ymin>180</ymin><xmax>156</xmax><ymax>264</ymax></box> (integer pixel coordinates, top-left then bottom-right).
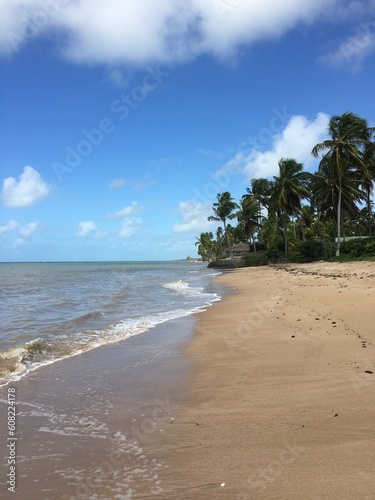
<box><xmin>1</xmin><ymin>0</ymin><xmax>375</xmax><ymax>262</ymax></box>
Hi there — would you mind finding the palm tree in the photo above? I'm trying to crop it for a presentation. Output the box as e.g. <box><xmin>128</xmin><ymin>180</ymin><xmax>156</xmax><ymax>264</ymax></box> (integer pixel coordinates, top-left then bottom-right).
<box><xmin>208</xmin><ymin>192</ymin><xmax>239</xmax><ymax>259</ymax></box>
<box><xmin>236</xmin><ymin>196</ymin><xmax>259</xmax><ymax>253</ymax></box>
<box><xmin>299</xmin><ymin>205</ymin><xmax>316</xmax><ymax>240</ymax></box>
<box><xmin>243</xmin><ymin>178</ymin><xmax>272</xmax><ymax>245</ymax></box>
<box><xmin>361</xmin><ymin>140</ymin><xmax>375</xmax><ymax>236</ymax></box>
<box><xmin>269</xmin><ymin>158</ymin><xmax>311</xmax><ymax>254</ymax></box>
<box><xmin>311</xmin><ymin>155</ymin><xmax>366</xmax><ymax>237</ymax></box>
<box><xmin>215</xmin><ymin>227</ymin><xmax>225</xmax><ymax>258</ymax></box>
<box><xmin>312</xmin><ymin>112</ymin><xmax>370</xmax><ymax>255</ymax></box>
<box><xmin>195</xmin><ymin>232</ymin><xmax>215</xmax><ymax>262</ymax></box>
<box><xmin>248</xmin><ymin>178</ymin><xmax>271</xmax><ymax>222</ymax></box>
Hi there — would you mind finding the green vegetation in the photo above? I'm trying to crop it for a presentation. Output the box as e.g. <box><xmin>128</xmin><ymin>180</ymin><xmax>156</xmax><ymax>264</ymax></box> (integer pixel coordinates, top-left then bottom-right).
<box><xmin>207</xmin><ymin>192</ymin><xmax>239</xmax><ymax>259</ymax></box>
<box><xmin>195</xmin><ymin>112</ymin><xmax>375</xmax><ymax>266</ymax></box>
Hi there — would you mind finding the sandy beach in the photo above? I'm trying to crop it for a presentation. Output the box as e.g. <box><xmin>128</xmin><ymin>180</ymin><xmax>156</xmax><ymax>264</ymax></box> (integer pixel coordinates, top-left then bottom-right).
<box><xmin>153</xmin><ymin>262</ymin><xmax>375</xmax><ymax>499</ymax></box>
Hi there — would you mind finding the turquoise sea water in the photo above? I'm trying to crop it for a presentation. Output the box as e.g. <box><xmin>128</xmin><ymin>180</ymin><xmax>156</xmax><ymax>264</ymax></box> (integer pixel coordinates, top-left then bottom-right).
<box><xmin>0</xmin><ymin>261</ymin><xmax>220</xmax><ymax>384</ymax></box>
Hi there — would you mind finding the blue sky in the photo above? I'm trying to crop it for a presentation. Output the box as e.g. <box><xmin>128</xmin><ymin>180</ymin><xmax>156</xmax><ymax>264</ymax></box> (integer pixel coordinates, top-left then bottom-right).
<box><xmin>1</xmin><ymin>0</ymin><xmax>375</xmax><ymax>261</ymax></box>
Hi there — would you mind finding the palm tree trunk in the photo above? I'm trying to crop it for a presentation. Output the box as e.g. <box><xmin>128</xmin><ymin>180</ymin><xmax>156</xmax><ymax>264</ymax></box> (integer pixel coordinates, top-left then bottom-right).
<box><xmin>223</xmin><ymin>220</ymin><xmax>233</xmax><ymax>259</ymax></box>
<box><xmin>276</xmin><ymin>213</ymin><xmax>280</xmax><ymax>248</ymax></box>
<box><xmin>367</xmin><ymin>187</ymin><xmax>372</xmax><ymax>237</ymax></box>
<box><xmin>283</xmin><ymin>219</ymin><xmax>288</xmax><ymax>255</ymax></box>
<box><xmin>299</xmin><ymin>218</ymin><xmax>306</xmax><ymax>241</ymax></box>
<box><xmin>336</xmin><ymin>177</ymin><xmax>342</xmax><ymax>257</ymax></box>
<box><xmin>317</xmin><ymin>212</ymin><xmax>323</xmax><ymax>242</ymax></box>
<box><xmin>258</xmin><ymin>199</ymin><xmax>262</xmax><ymax>244</ymax></box>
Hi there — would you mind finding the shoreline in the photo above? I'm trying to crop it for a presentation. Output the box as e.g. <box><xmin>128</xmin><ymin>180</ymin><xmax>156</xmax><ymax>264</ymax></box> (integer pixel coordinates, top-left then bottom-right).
<box><xmin>0</xmin><ymin>312</ymin><xmax>205</xmax><ymax>498</ymax></box>
<box><xmin>152</xmin><ymin>262</ymin><xmax>375</xmax><ymax>499</ymax></box>
<box><xmin>0</xmin><ymin>260</ymin><xmax>220</xmax><ymax>388</ymax></box>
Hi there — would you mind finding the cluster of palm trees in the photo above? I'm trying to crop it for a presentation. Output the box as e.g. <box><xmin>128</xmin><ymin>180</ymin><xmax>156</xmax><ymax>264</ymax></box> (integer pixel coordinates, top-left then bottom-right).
<box><xmin>195</xmin><ymin>112</ymin><xmax>375</xmax><ymax>261</ymax></box>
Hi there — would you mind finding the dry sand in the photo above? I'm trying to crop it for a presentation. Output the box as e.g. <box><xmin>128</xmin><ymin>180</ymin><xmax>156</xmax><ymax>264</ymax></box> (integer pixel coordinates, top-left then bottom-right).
<box><xmin>152</xmin><ymin>262</ymin><xmax>375</xmax><ymax>499</ymax></box>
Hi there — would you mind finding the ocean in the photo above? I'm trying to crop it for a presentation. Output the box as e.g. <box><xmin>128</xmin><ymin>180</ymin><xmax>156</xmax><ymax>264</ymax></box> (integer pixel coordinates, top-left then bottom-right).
<box><xmin>0</xmin><ymin>261</ymin><xmax>221</xmax><ymax>386</ymax></box>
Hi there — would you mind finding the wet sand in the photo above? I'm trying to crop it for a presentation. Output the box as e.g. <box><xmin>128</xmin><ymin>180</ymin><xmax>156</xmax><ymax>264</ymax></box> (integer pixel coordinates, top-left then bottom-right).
<box><xmin>0</xmin><ymin>316</ymin><xmax>197</xmax><ymax>499</ymax></box>
<box><xmin>153</xmin><ymin>262</ymin><xmax>375</xmax><ymax>499</ymax></box>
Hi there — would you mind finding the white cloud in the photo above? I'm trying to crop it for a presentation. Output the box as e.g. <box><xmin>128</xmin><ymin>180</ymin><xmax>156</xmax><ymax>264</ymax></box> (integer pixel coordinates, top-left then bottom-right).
<box><xmin>105</xmin><ymin>202</ymin><xmax>144</xmax><ymax>237</ymax></box>
<box><xmin>107</xmin><ymin>201</ymin><xmax>143</xmax><ymax>219</ymax></box>
<box><xmin>221</xmin><ymin>113</ymin><xmax>329</xmax><ymax>180</ymax></box>
<box><xmin>198</xmin><ymin>148</ymin><xmax>225</xmax><ymax>159</ymax></box>
<box><xmin>0</xmin><ymin>0</ymin><xmax>344</xmax><ymax>64</ymax></box>
<box><xmin>13</xmin><ymin>238</ymin><xmax>26</xmax><ymax>248</ymax></box>
<box><xmin>109</xmin><ymin>177</ymin><xmax>156</xmax><ymax>191</ymax></box>
<box><xmin>0</xmin><ymin>0</ymin><xmax>41</xmax><ymax>55</ymax></box>
<box><xmin>133</xmin><ymin>180</ymin><xmax>157</xmax><ymax>191</ymax></box>
<box><xmin>77</xmin><ymin>221</ymin><xmax>98</xmax><ymax>237</ymax></box>
<box><xmin>107</xmin><ymin>68</ymin><xmax>131</xmax><ymax>87</ymax></box>
<box><xmin>320</xmin><ymin>26</ymin><xmax>375</xmax><ymax>72</ymax></box>
<box><xmin>0</xmin><ymin>220</ymin><xmax>18</xmax><ymax>235</ymax></box>
<box><xmin>109</xmin><ymin>171</ymin><xmax>159</xmax><ymax>191</ymax></box>
<box><xmin>20</xmin><ymin>220</ymin><xmax>41</xmax><ymax>237</ymax></box>
<box><xmin>2</xmin><ymin>166</ymin><xmax>50</xmax><ymax>208</ymax></box>
<box><xmin>109</xmin><ymin>178</ymin><xmax>130</xmax><ymax>189</ymax></box>
<box><xmin>173</xmin><ymin>200</ymin><xmax>218</xmax><ymax>233</ymax></box>
<box><xmin>119</xmin><ymin>217</ymin><xmax>143</xmax><ymax>238</ymax></box>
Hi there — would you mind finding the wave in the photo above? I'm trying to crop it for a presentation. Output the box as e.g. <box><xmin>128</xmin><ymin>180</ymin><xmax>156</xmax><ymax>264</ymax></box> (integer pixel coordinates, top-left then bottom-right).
<box><xmin>0</xmin><ymin>264</ymin><xmax>222</xmax><ymax>386</ymax></box>
<box><xmin>0</xmin><ymin>338</ymin><xmax>70</xmax><ymax>385</ymax></box>
<box><xmin>162</xmin><ymin>279</ymin><xmax>220</xmax><ymax>302</ymax></box>
<box><xmin>55</xmin><ymin>300</ymin><xmax>77</xmax><ymax>308</ymax></box>
<box><xmin>0</xmin><ymin>300</ymin><xmax>220</xmax><ymax>387</ymax></box>
<box><xmin>0</xmin><ymin>346</ymin><xmax>28</xmax><ymax>380</ymax></box>
<box><xmin>61</xmin><ymin>311</ymin><xmax>104</xmax><ymax>328</ymax></box>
